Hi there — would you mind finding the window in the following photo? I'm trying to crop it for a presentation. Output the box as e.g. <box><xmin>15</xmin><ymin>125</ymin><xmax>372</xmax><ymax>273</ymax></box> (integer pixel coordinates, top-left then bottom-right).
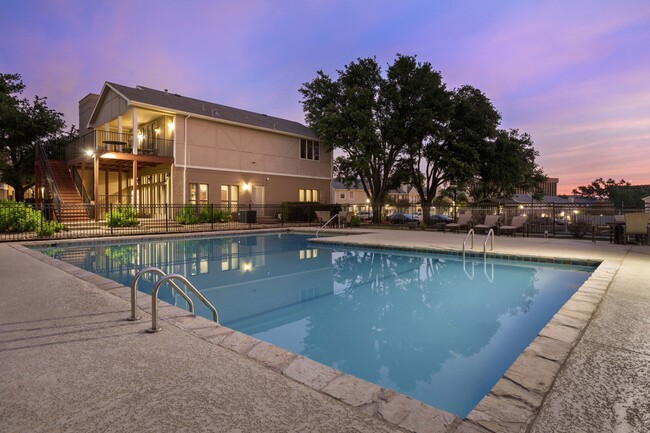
<box><xmin>221</xmin><ymin>185</ymin><xmax>239</xmax><ymax>210</ymax></box>
<box><xmin>189</xmin><ymin>183</ymin><xmax>208</xmax><ymax>204</ymax></box>
<box><xmin>349</xmin><ymin>191</ymin><xmax>354</xmax><ymax>199</ymax></box>
<box><xmin>299</xmin><ymin>188</ymin><xmax>319</xmax><ymax>202</ymax></box>
<box><xmin>300</xmin><ymin>139</ymin><xmax>320</xmax><ymax>161</ymax></box>
<box><xmin>340</xmin><ymin>192</ymin><xmax>345</xmax><ymax>199</ymax></box>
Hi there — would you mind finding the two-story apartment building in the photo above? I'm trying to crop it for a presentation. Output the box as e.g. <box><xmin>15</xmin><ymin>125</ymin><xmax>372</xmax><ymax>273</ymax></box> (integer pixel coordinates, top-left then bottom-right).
<box><xmin>47</xmin><ymin>82</ymin><xmax>331</xmax><ymax>220</ymax></box>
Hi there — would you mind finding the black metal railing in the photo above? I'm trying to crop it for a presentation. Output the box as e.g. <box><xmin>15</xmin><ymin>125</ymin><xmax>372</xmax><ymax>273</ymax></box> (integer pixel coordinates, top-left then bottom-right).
<box><xmin>2</xmin><ymin>199</ymin><xmax>646</xmax><ymax>242</ymax></box>
<box><xmin>36</xmin><ymin>143</ymin><xmax>62</xmax><ymax>218</ymax></box>
<box><xmin>0</xmin><ymin>202</ymin><xmax>340</xmax><ymax>241</ymax></box>
<box><xmin>67</xmin><ymin>130</ymin><xmax>173</xmax><ymax>160</ymax></box>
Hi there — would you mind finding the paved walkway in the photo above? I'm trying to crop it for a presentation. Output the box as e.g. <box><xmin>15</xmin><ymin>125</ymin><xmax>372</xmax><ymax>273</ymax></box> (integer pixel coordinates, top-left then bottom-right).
<box><xmin>1</xmin><ymin>229</ymin><xmax>648</xmax><ymax>433</ymax></box>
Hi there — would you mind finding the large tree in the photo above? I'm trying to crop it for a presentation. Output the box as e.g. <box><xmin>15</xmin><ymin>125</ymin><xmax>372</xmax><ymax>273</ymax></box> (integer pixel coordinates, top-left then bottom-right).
<box><xmin>0</xmin><ymin>73</ymin><xmax>68</xmax><ymax>201</ymax></box>
<box><xmin>381</xmin><ymin>55</ymin><xmax>452</xmax><ymax>223</ymax></box>
<box><xmin>572</xmin><ymin>178</ymin><xmax>630</xmax><ymax>200</ymax></box>
<box><xmin>468</xmin><ymin>128</ymin><xmax>546</xmax><ymax>201</ymax></box>
<box><xmin>300</xmin><ymin>57</ymin><xmax>408</xmax><ymax>222</ymax></box>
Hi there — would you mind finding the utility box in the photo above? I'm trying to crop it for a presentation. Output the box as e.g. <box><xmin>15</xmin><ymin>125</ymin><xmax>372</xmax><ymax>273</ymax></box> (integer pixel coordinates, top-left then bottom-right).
<box><xmin>239</xmin><ymin>210</ymin><xmax>257</xmax><ymax>223</ymax></box>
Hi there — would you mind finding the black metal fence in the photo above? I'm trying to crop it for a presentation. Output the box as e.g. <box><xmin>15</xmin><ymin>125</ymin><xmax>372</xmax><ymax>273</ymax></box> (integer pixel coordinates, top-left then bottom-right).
<box><xmin>0</xmin><ymin>202</ymin><xmax>341</xmax><ymax>242</ymax></box>
<box><xmin>1</xmin><ymin>200</ymin><xmax>645</xmax><ymax>242</ymax></box>
<box><xmin>341</xmin><ymin>201</ymin><xmax>644</xmax><ymax>239</ymax></box>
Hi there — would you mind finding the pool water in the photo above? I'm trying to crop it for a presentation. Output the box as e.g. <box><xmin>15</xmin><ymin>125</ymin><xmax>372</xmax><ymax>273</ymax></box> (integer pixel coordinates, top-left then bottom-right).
<box><xmin>36</xmin><ymin>233</ymin><xmax>593</xmax><ymax>417</ymax></box>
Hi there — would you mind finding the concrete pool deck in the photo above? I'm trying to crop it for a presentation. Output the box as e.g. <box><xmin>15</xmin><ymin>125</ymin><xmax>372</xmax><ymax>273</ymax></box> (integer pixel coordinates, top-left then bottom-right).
<box><xmin>1</xmin><ymin>229</ymin><xmax>649</xmax><ymax>432</ymax></box>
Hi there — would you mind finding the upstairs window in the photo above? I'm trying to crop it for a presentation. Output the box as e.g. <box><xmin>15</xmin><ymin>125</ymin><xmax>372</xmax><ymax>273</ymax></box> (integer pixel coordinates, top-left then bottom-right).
<box><xmin>300</xmin><ymin>139</ymin><xmax>320</xmax><ymax>161</ymax></box>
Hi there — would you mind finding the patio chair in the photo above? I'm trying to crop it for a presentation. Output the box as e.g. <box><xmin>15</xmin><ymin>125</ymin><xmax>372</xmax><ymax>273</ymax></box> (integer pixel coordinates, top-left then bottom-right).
<box><xmin>445</xmin><ymin>213</ymin><xmax>473</xmax><ymax>233</ymax></box>
<box><xmin>500</xmin><ymin>215</ymin><xmax>528</xmax><ymax>237</ymax></box>
<box><xmin>624</xmin><ymin>213</ymin><xmax>650</xmax><ymax>245</ymax></box>
<box><xmin>473</xmin><ymin>214</ymin><xmax>501</xmax><ymax>234</ymax></box>
<box><xmin>314</xmin><ymin>210</ymin><xmax>331</xmax><ymax>224</ymax></box>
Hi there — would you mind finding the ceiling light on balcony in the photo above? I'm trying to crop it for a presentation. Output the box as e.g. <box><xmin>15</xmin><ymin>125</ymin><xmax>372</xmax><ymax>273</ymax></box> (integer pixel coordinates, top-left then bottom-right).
<box><xmin>168</xmin><ymin>121</ymin><xmax>174</xmax><ymax>131</ymax></box>
<box><xmin>86</xmin><ymin>149</ymin><xmax>94</xmax><ymax>157</ymax></box>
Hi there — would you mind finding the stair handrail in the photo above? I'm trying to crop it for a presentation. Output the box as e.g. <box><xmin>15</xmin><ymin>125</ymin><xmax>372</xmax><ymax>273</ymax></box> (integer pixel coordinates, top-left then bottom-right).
<box><xmin>70</xmin><ymin>166</ymin><xmax>94</xmax><ymax>218</ymax></box>
<box><xmin>37</xmin><ymin>142</ymin><xmax>63</xmax><ymax>216</ymax></box>
<box><xmin>462</xmin><ymin>229</ymin><xmax>475</xmax><ymax>259</ymax></box>
<box><xmin>316</xmin><ymin>213</ymin><xmax>341</xmax><ymax>237</ymax></box>
<box><xmin>148</xmin><ymin>273</ymin><xmax>219</xmax><ymax>332</ymax></box>
<box><xmin>129</xmin><ymin>266</ymin><xmax>196</xmax><ymax>321</ymax></box>
<box><xmin>484</xmin><ymin>228</ymin><xmax>495</xmax><ymax>260</ymax></box>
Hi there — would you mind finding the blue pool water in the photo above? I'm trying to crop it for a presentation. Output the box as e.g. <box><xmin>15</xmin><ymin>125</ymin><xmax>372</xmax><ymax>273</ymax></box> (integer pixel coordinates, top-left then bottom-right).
<box><xmin>36</xmin><ymin>233</ymin><xmax>593</xmax><ymax>417</ymax></box>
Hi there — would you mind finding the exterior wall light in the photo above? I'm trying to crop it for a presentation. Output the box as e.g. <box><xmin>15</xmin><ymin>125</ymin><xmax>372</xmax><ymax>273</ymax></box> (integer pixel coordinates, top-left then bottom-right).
<box><xmin>243</xmin><ymin>183</ymin><xmax>252</xmax><ymax>191</ymax></box>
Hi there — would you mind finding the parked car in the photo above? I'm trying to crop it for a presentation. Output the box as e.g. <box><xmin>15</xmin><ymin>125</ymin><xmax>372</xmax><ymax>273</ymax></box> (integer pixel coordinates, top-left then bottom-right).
<box><xmin>357</xmin><ymin>211</ymin><xmax>373</xmax><ymax>221</ymax></box>
<box><xmin>533</xmin><ymin>217</ymin><xmax>566</xmax><ymax>225</ymax></box>
<box><xmin>388</xmin><ymin>212</ymin><xmax>418</xmax><ymax>224</ymax></box>
<box><xmin>429</xmin><ymin>214</ymin><xmax>453</xmax><ymax>224</ymax></box>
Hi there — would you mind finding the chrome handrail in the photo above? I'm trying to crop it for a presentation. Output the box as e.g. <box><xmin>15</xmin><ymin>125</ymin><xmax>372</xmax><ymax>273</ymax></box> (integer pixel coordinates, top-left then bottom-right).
<box><xmin>462</xmin><ymin>229</ymin><xmax>475</xmax><ymax>259</ymax></box>
<box><xmin>129</xmin><ymin>266</ymin><xmax>195</xmax><ymax>321</ymax></box>
<box><xmin>316</xmin><ymin>213</ymin><xmax>340</xmax><ymax>238</ymax></box>
<box><xmin>148</xmin><ymin>273</ymin><xmax>219</xmax><ymax>333</ymax></box>
<box><xmin>484</xmin><ymin>228</ymin><xmax>495</xmax><ymax>260</ymax></box>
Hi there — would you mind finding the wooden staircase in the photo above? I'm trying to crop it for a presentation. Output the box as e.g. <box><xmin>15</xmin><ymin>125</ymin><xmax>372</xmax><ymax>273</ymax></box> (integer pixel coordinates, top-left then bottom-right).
<box><xmin>46</xmin><ymin>161</ymin><xmax>91</xmax><ymax>222</ymax></box>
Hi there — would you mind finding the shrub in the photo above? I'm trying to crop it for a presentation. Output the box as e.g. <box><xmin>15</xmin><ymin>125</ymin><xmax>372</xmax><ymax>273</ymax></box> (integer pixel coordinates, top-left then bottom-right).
<box><xmin>0</xmin><ymin>200</ymin><xmax>64</xmax><ymax>234</ymax></box>
<box><xmin>175</xmin><ymin>204</ymin><xmax>199</xmax><ymax>225</ymax></box>
<box><xmin>106</xmin><ymin>205</ymin><xmax>138</xmax><ymax>227</ymax></box>
<box><xmin>38</xmin><ymin>220</ymin><xmax>65</xmax><ymax>237</ymax></box>
<box><xmin>569</xmin><ymin>220</ymin><xmax>591</xmax><ymax>238</ymax></box>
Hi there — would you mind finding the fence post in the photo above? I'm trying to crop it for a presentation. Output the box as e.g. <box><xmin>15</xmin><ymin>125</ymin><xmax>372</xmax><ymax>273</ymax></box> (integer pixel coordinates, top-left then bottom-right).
<box><xmin>552</xmin><ymin>203</ymin><xmax>556</xmax><ymax>236</ymax></box>
<box><xmin>39</xmin><ymin>205</ymin><xmax>43</xmax><ymax>238</ymax></box>
<box><xmin>248</xmin><ymin>202</ymin><xmax>252</xmax><ymax>229</ymax></box>
<box><xmin>110</xmin><ymin>203</ymin><xmax>114</xmax><ymax>236</ymax></box>
<box><xmin>211</xmin><ymin>203</ymin><xmax>214</xmax><ymax>230</ymax></box>
<box><xmin>165</xmin><ymin>203</ymin><xmax>169</xmax><ymax>232</ymax></box>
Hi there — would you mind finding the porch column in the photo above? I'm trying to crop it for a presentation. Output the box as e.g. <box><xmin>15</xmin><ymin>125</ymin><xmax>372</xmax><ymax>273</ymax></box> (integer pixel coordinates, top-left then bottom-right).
<box><xmin>132</xmin><ymin>160</ymin><xmax>138</xmax><ymax>208</ymax></box>
<box><xmin>93</xmin><ymin>155</ymin><xmax>99</xmax><ymax>220</ymax></box>
<box><xmin>132</xmin><ymin>108</ymin><xmax>138</xmax><ymax>155</ymax></box>
<box><xmin>117</xmin><ymin>115</ymin><xmax>122</xmax><ymax>134</ymax></box>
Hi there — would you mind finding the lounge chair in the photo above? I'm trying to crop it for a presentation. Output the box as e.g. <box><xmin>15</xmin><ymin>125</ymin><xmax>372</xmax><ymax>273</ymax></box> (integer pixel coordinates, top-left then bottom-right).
<box><xmin>314</xmin><ymin>211</ymin><xmax>331</xmax><ymax>224</ymax></box>
<box><xmin>500</xmin><ymin>215</ymin><xmax>527</xmax><ymax>236</ymax></box>
<box><xmin>624</xmin><ymin>213</ymin><xmax>650</xmax><ymax>245</ymax></box>
<box><xmin>445</xmin><ymin>213</ymin><xmax>472</xmax><ymax>233</ymax></box>
<box><xmin>473</xmin><ymin>214</ymin><xmax>501</xmax><ymax>234</ymax></box>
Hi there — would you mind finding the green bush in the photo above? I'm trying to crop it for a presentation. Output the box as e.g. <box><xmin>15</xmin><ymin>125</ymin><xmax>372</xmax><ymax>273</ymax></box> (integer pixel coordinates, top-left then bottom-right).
<box><xmin>106</xmin><ymin>205</ymin><xmax>138</xmax><ymax>227</ymax></box>
<box><xmin>280</xmin><ymin>202</ymin><xmax>342</xmax><ymax>222</ymax></box>
<box><xmin>176</xmin><ymin>204</ymin><xmax>199</xmax><ymax>225</ymax></box>
<box><xmin>569</xmin><ymin>220</ymin><xmax>591</xmax><ymax>238</ymax></box>
<box><xmin>198</xmin><ymin>205</ymin><xmax>232</xmax><ymax>223</ymax></box>
<box><xmin>38</xmin><ymin>220</ymin><xmax>65</xmax><ymax>237</ymax></box>
<box><xmin>350</xmin><ymin>215</ymin><xmax>361</xmax><ymax>227</ymax></box>
<box><xmin>0</xmin><ymin>200</ymin><xmax>64</xmax><ymax>235</ymax></box>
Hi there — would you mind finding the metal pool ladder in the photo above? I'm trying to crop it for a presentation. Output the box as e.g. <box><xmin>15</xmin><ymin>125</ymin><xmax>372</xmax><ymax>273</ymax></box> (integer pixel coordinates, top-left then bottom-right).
<box><xmin>129</xmin><ymin>266</ymin><xmax>219</xmax><ymax>333</ymax></box>
<box><xmin>316</xmin><ymin>213</ymin><xmax>341</xmax><ymax>237</ymax></box>
<box><xmin>462</xmin><ymin>229</ymin><xmax>475</xmax><ymax>259</ymax></box>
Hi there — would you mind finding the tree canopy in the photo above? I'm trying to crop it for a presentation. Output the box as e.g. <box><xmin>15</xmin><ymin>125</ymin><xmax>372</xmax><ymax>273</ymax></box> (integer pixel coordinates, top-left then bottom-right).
<box><xmin>0</xmin><ymin>73</ymin><xmax>71</xmax><ymax>201</ymax></box>
<box><xmin>573</xmin><ymin>177</ymin><xmax>650</xmax><ymax>208</ymax></box>
<box><xmin>300</xmin><ymin>55</ymin><xmax>545</xmax><ymax>219</ymax></box>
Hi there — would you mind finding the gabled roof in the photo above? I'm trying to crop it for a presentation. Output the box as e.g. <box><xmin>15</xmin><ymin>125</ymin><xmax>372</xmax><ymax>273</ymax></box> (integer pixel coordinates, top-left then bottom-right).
<box><xmin>93</xmin><ymin>82</ymin><xmax>317</xmax><ymax>139</ymax></box>
<box><xmin>332</xmin><ymin>180</ymin><xmax>365</xmax><ymax>190</ymax></box>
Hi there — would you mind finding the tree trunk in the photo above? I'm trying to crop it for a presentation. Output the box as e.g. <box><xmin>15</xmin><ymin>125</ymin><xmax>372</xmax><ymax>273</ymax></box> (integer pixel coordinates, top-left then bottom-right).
<box><xmin>372</xmin><ymin>201</ymin><xmax>382</xmax><ymax>224</ymax></box>
<box><xmin>13</xmin><ymin>185</ymin><xmax>26</xmax><ymax>202</ymax></box>
<box><xmin>421</xmin><ymin>202</ymin><xmax>432</xmax><ymax>226</ymax></box>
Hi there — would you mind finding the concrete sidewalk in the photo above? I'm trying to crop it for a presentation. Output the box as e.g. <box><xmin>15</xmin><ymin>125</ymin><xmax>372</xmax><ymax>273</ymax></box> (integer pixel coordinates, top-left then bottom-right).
<box><xmin>1</xmin><ymin>230</ymin><xmax>649</xmax><ymax>433</ymax></box>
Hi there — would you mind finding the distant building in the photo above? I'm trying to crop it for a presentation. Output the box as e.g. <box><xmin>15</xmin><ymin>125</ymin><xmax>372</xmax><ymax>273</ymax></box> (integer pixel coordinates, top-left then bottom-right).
<box><xmin>0</xmin><ymin>183</ymin><xmax>14</xmax><ymax>200</ymax></box>
<box><xmin>514</xmin><ymin>177</ymin><xmax>558</xmax><ymax>196</ymax></box>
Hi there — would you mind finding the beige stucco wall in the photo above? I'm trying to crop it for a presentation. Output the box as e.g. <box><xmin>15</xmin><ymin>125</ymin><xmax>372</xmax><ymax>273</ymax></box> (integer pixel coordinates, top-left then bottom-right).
<box><xmin>333</xmin><ymin>188</ymin><xmax>369</xmax><ymax>205</ymax></box>
<box><xmin>172</xmin><ymin>166</ymin><xmax>331</xmax><ymax>205</ymax></box>
<box><xmin>92</xmin><ymin>88</ymin><xmax>129</xmax><ymax>128</ymax></box>
<box><xmin>175</xmin><ymin>117</ymin><xmax>331</xmax><ymax>179</ymax></box>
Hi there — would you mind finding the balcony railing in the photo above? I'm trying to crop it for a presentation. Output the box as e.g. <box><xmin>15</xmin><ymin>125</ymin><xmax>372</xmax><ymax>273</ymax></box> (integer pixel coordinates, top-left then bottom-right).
<box><xmin>67</xmin><ymin>130</ymin><xmax>174</xmax><ymax>160</ymax></box>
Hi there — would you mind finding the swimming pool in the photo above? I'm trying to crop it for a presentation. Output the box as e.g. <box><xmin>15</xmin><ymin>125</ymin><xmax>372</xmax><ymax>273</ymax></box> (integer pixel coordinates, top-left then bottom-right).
<box><xmin>36</xmin><ymin>233</ymin><xmax>593</xmax><ymax>417</ymax></box>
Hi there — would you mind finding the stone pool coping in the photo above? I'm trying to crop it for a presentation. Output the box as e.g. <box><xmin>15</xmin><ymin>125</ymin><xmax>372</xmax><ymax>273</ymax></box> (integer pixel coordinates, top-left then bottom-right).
<box><xmin>13</xmin><ymin>229</ymin><xmax>620</xmax><ymax>433</ymax></box>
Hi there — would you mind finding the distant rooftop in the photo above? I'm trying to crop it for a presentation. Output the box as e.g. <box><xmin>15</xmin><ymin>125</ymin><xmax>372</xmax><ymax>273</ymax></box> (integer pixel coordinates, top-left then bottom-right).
<box><xmin>106</xmin><ymin>82</ymin><xmax>317</xmax><ymax>138</ymax></box>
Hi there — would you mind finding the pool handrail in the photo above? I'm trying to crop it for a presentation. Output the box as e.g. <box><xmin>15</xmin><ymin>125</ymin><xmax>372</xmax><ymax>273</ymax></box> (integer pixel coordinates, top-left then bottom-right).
<box><xmin>148</xmin><ymin>273</ymin><xmax>219</xmax><ymax>333</ymax></box>
<box><xmin>316</xmin><ymin>213</ymin><xmax>341</xmax><ymax>237</ymax></box>
<box><xmin>484</xmin><ymin>228</ymin><xmax>495</xmax><ymax>260</ymax></box>
<box><xmin>129</xmin><ymin>266</ymin><xmax>195</xmax><ymax>321</ymax></box>
<box><xmin>462</xmin><ymin>229</ymin><xmax>475</xmax><ymax>259</ymax></box>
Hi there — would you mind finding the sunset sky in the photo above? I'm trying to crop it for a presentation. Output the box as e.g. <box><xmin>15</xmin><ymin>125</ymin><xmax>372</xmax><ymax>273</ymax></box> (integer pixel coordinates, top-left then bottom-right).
<box><xmin>2</xmin><ymin>0</ymin><xmax>649</xmax><ymax>194</ymax></box>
